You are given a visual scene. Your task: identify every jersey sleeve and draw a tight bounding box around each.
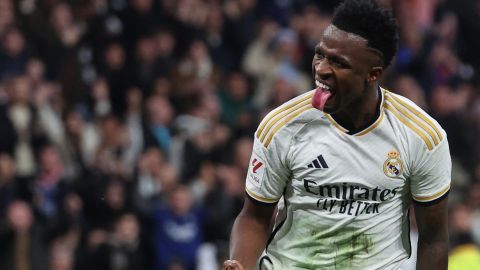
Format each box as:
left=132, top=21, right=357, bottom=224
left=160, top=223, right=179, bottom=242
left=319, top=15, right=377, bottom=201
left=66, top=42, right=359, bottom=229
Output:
left=245, top=135, right=290, bottom=204
left=410, top=135, right=451, bottom=204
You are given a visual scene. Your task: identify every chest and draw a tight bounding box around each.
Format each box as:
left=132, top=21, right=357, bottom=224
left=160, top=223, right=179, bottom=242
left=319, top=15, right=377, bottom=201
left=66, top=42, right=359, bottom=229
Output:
left=288, top=126, right=411, bottom=196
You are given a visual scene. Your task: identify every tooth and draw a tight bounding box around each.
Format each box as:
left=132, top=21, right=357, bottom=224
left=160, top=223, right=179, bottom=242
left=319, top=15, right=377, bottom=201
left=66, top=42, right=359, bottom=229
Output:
left=316, top=80, right=331, bottom=90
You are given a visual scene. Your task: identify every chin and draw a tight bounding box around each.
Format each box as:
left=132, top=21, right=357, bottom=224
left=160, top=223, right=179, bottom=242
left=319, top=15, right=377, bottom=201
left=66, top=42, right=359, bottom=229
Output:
left=322, top=105, right=337, bottom=114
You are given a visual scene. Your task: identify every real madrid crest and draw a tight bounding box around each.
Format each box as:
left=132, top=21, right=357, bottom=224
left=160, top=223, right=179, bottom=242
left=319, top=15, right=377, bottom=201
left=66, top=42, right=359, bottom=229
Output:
left=383, top=150, right=403, bottom=178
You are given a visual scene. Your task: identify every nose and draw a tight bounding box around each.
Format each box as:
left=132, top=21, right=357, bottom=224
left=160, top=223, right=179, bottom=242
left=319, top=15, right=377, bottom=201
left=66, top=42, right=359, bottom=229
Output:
left=314, top=58, right=332, bottom=80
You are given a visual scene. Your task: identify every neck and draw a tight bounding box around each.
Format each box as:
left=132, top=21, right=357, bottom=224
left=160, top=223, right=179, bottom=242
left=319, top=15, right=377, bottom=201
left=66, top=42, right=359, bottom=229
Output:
left=332, top=86, right=380, bottom=131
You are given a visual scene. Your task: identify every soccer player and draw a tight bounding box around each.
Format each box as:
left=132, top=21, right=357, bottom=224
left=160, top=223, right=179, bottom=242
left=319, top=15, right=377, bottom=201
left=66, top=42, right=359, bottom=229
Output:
left=223, top=0, right=451, bottom=269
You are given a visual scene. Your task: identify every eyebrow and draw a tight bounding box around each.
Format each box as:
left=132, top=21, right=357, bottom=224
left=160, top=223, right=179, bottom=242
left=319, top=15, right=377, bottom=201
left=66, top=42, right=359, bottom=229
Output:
left=314, top=45, right=350, bottom=63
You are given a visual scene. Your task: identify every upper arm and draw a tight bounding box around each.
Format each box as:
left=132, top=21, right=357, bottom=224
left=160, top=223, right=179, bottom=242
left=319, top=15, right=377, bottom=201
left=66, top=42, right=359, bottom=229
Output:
left=239, top=196, right=277, bottom=227
left=413, top=197, right=449, bottom=239
left=413, top=197, right=449, bottom=270
left=227, top=194, right=278, bottom=269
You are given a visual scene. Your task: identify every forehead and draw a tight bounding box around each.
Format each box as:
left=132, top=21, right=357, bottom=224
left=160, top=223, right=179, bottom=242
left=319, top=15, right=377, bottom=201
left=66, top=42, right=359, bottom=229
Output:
left=318, top=25, right=372, bottom=59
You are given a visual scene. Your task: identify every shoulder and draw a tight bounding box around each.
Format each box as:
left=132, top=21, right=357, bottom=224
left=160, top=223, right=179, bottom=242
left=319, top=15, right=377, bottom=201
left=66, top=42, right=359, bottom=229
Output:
left=255, top=90, right=317, bottom=148
left=383, top=89, right=446, bottom=151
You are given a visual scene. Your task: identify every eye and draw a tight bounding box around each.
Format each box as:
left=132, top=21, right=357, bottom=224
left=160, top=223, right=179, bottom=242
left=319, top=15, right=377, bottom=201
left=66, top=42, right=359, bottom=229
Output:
left=314, top=49, right=325, bottom=60
left=330, top=57, right=349, bottom=68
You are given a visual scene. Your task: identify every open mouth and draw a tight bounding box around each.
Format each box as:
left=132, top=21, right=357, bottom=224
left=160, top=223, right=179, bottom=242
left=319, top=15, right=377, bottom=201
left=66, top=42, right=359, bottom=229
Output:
left=312, top=80, right=334, bottom=111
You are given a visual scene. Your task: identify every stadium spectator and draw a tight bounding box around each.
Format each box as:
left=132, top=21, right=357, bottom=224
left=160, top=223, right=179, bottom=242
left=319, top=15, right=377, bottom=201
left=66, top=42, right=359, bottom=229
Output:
left=153, top=184, right=204, bottom=270
left=0, top=200, right=49, bottom=270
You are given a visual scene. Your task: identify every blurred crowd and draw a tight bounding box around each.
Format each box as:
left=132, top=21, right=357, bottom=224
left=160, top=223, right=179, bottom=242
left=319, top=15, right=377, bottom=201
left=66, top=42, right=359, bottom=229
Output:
left=0, top=0, right=478, bottom=269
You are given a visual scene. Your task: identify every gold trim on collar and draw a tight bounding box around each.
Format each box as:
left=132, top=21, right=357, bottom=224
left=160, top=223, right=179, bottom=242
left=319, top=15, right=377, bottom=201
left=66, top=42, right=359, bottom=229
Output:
left=325, top=88, right=385, bottom=136
left=325, top=114, right=349, bottom=133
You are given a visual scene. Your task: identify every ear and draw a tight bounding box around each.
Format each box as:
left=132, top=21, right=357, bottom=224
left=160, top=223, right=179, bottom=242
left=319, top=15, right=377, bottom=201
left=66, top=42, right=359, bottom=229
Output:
left=367, top=67, right=383, bottom=83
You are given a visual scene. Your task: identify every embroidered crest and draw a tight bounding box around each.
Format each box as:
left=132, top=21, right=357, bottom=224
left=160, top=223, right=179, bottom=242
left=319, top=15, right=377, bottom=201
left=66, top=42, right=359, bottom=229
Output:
left=383, top=150, right=403, bottom=178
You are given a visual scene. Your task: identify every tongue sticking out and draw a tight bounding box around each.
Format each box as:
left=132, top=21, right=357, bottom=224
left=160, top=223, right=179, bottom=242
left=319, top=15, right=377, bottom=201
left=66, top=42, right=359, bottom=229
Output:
left=312, top=88, right=332, bottom=111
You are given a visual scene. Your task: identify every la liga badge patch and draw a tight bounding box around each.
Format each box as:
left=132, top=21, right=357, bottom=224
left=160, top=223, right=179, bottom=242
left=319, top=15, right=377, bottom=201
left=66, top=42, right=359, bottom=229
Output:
left=247, top=154, right=265, bottom=188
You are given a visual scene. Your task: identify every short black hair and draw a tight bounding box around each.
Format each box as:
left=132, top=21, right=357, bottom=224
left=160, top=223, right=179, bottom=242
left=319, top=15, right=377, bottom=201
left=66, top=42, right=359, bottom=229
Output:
left=332, top=0, right=399, bottom=68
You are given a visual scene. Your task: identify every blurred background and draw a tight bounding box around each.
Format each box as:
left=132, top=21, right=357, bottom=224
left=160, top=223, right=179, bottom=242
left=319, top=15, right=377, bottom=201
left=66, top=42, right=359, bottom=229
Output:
left=0, top=0, right=478, bottom=269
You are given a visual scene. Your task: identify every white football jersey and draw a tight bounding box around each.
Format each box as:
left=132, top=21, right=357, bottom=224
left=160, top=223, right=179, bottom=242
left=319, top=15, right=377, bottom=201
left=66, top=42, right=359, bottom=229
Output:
left=245, top=88, right=451, bottom=270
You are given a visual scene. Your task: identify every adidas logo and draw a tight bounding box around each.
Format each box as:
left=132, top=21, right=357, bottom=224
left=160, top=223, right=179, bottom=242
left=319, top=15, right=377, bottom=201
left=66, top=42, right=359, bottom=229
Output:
left=307, top=155, right=329, bottom=169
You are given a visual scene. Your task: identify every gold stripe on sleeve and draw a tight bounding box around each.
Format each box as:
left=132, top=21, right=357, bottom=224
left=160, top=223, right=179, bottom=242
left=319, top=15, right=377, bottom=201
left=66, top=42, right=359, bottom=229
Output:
left=388, top=93, right=443, bottom=141
left=245, top=188, right=279, bottom=203
left=385, top=95, right=439, bottom=146
left=256, top=93, right=314, bottom=139
left=413, top=184, right=450, bottom=202
left=385, top=103, right=434, bottom=150
left=264, top=104, right=312, bottom=147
